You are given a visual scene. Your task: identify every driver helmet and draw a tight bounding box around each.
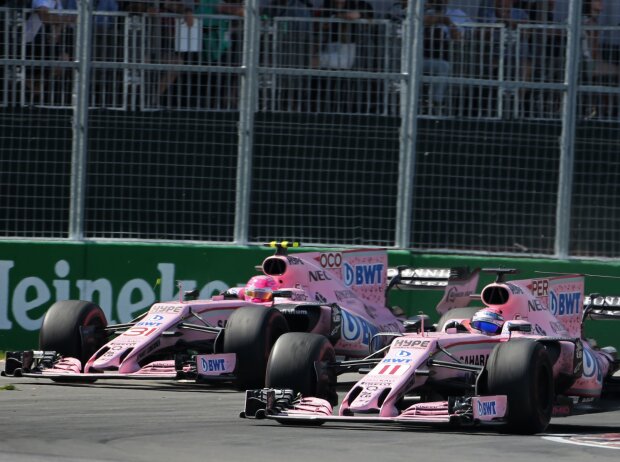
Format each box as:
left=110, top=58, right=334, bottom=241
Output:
left=244, top=275, right=278, bottom=303
left=471, top=310, right=505, bottom=335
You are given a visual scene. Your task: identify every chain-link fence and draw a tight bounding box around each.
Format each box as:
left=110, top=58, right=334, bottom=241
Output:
left=1, top=0, right=619, bottom=258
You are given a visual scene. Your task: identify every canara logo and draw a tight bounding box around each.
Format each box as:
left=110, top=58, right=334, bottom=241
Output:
left=459, top=354, right=488, bottom=366
left=0, top=260, right=228, bottom=331
left=343, top=263, right=383, bottom=287
left=446, top=286, right=473, bottom=302
left=550, top=292, right=581, bottom=316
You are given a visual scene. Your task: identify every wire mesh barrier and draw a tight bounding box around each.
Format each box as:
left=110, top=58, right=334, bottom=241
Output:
left=4, top=9, right=619, bottom=119
left=1, top=1, right=619, bottom=258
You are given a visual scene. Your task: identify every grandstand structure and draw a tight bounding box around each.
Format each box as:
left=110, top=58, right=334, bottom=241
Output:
left=1, top=0, right=619, bottom=258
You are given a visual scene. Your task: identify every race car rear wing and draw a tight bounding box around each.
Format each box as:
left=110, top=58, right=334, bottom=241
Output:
left=584, top=294, right=620, bottom=320
left=386, top=267, right=481, bottom=315
left=386, top=266, right=479, bottom=291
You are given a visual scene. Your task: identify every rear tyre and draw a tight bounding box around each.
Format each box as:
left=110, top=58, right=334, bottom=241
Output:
left=436, top=307, right=479, bottom=331
left=223, top=306, right=289, bottom=389
left=39, top=300, right=108, bottom=369
left=485, top=339, right=554, bottom=434
left=266, top=332, right=336, bottom=404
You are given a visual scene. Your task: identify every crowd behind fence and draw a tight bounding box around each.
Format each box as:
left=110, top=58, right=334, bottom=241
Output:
left=1, top=0, right=620, bottom=259
left=1, top=5, right=620, bottom=120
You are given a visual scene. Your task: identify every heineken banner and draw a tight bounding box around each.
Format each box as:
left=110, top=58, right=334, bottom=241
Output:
left=0, top=241, right=618, bottom=350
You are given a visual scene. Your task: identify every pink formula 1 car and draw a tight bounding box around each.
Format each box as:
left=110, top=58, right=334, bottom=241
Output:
left=2, top=243, right=477, bottom=389
left=242, top=269, right=620, bottom=434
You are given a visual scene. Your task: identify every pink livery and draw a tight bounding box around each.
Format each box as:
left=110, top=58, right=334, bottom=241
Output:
left=3, top=243, right=478, bottom=390
left=243, top=268, right=620, bottom=434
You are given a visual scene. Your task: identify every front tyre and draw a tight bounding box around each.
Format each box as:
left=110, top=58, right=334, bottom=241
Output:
left=485, top=339, right=554, bottom=434
left=39, top=300, right=108, bottom=368
left=266, top=332, right=337, bottom=405
left=223, top=306, right=289, bottom=389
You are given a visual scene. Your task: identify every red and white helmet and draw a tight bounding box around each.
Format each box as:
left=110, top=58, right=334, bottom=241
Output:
left=244, top=275, right=278, bottom=303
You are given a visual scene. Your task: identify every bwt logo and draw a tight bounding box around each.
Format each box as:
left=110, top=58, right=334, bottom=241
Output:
left=135, top=321, right=162, bottom=327
left=550, top=292, right=581, bottom=316
left=477, top=400, right=497, bottom=416
left=582, top=349, right=603, bottom=383
left=344, top=263, right=384, bottom=287
left=201, top=358, right=225, bottom=372
left=341, top=310, right=378, bottom=346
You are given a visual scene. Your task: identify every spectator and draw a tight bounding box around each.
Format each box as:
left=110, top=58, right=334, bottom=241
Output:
left=515, top=0, right=537, bottom=20
left=524, top=0, right=565, bottom=116
left=388, top=0, right=470, bottom=108
left=422, top=0, right=463, bottom=107
left=195, top=0, right=231, bottom=66
left=527, top=0, right=564, bottom=81
left=120, top=0, right=194, bottom=107
left=480, top=0, right=531, bottom=32
left=582, top=0, right=620, bottom=117
left=263, top=0, right=315, bottom=67
left=65, top=0, right=121, bottom=106
left=599, top=0, right=620, bottom=65
left=210, top=0, right=245, bottom=69
left=314, top=0, right=373, bottom=70
left=24, top=0, right=75, bottom=102
left=157, top=0, right=195, bottom=106
left=191, top=0, right=244, bottom=109
left=481, top=0, right=533, bottom=82
left=583, top=0, right=620, bottom=79
left=263, top=0, right=316, bottom=110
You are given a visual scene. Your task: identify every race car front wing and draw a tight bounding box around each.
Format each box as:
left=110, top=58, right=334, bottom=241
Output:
left=2, top=350, right=179, bottom=380
left=240, top=388, right=509, bottom=426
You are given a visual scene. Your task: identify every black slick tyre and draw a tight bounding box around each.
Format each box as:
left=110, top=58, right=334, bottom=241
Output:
left=485, top=339, right=554, bottom=434
left=223, top=306, right=289, bottom=389
left=39, top=300, right=108, bottom=368
left=266, top=332, right=336, bottom=404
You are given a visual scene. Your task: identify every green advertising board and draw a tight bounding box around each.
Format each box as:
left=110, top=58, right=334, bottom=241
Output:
left=0, top=241, right=273, bottom=349
left=0, top=241, right=618, bottom=351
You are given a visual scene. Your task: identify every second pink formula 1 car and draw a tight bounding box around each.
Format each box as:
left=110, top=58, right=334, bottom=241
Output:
left=3, top=243, right=478, bottom=389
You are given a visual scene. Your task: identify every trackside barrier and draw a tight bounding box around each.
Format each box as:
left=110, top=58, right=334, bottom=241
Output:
left=0, top=241, right=618, bottom=351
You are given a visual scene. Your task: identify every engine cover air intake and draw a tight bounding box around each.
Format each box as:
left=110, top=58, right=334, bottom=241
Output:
left=262, top=257, right=287, bottom=276
left=481, top=285, right=510, bottom=306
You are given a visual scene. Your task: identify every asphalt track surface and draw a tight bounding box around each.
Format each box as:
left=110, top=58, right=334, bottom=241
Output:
left=1, top=369, right=619, bottom=462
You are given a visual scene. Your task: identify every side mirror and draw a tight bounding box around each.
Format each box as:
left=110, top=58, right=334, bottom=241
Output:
left=184, top=289, right=199, bottom=301
left=507, top=323, right=531, bottom=333
left=403, top=314, right=433, bottom=333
